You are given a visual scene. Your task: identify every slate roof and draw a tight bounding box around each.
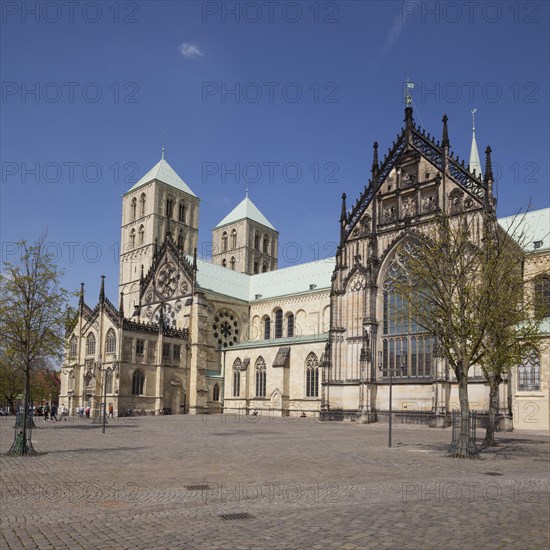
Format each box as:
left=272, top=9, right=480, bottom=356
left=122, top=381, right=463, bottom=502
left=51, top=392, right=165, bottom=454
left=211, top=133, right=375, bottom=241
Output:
left=498, top=207, right=550, bottom=253
left=214, top=196, right=276, bottom=230
left=126, top=158, right=197, bottom=197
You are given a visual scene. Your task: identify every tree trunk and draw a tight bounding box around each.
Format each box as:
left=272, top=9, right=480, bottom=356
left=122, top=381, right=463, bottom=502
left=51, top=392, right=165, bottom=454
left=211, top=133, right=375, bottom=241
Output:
left=448, top=363, right=478, bottom=459
left=482, top=374, right=500, bottom=448
left=8, top=366, right=36, bottom=456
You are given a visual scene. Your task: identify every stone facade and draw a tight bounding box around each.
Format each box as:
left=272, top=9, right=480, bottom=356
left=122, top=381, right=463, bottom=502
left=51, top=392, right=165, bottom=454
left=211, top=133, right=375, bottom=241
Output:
left=60, top=107, right=549, bottom=431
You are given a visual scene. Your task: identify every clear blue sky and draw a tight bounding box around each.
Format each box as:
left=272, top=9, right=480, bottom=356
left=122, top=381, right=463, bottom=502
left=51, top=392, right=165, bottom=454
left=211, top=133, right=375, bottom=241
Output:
left=1, top=0, right=549, bottom=304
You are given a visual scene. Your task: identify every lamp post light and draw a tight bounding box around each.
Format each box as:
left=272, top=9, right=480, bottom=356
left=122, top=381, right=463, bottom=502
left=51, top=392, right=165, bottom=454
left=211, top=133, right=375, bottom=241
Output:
left=379, top=349, right=407, bottom=448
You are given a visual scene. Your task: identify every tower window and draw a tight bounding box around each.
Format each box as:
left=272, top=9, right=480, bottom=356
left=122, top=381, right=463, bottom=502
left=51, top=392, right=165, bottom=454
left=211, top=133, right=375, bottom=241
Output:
left=222, top=232, right=228, bottom=252
left=254, top=261, right=259, bottom=274
left=230, top=257, right=236, bottom=270
left=138, top=225, right=144, bottom=246
left=130, top=229, right=136, bottom=248
left=263, top=235, right=269, bottom=253
left=177, top=232, right=184, bottom=250
left=222, top=258, right=227, bottom=268
left=178, top=202, right=186, bottom=223
left=166, top=198, right=173, bottom=218
left=131, top=197, right=137, bottom=221
left=231, top=229, right=237, bottom=249
left=263, top=262, right=267, bottom=273
left=254, top=232, right=260, bottom=250
left=140, top=193, right=146, bottom=217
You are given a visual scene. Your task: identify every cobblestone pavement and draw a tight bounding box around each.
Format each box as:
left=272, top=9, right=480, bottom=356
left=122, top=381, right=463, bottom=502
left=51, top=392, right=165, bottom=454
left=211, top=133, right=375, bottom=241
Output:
left=1, top=414, right=549, bottom=549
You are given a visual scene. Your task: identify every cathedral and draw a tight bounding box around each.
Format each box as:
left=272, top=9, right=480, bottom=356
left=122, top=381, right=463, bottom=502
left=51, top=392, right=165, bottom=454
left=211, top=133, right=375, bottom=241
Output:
left=60, top=106, right=549, bottom=431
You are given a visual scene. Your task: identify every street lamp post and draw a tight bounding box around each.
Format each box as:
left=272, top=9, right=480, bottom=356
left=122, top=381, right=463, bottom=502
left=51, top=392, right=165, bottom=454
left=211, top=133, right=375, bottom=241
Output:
left=102, top=360, right=108, bottom=434
left=379, top=350, right=407, bottom=448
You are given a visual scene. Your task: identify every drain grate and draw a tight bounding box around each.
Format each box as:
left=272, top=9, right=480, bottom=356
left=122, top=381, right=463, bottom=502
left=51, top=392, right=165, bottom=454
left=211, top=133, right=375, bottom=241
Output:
left=220, top=513, right=255, bottom=521
left=185, top=485, right=212, bottom=491
left=483, top=472, right=504, bottom=476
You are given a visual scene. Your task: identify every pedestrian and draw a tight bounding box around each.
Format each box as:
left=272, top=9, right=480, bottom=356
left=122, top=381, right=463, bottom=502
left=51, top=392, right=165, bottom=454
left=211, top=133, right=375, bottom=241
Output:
left=43, top=402, right=50, bottom=421
left=85, top=406, right=90, bottom=419
left=108, top=403, right=114, bottom=418
left=77, top=405, right=83, bottom=418
left=50, top=404, right=58, bottom=422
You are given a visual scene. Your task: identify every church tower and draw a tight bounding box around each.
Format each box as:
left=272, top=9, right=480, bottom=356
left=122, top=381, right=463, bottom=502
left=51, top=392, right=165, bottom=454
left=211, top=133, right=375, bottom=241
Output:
left=212, top=193, right=278, bottom=274
left=119, top=150, right=199, bottom=312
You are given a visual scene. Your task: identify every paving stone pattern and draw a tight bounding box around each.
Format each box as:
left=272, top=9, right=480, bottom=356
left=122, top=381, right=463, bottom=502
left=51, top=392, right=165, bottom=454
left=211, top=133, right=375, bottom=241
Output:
left=1, top=415, right=549, bottom=549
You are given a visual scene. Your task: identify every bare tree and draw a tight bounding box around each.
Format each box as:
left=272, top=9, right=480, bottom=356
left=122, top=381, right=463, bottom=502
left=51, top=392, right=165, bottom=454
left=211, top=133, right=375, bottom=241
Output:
left=390, top=211, right=539, bottom=458
left=0, top=235, right=69, bottom=455
left=477, top=215, right=544, bottom=447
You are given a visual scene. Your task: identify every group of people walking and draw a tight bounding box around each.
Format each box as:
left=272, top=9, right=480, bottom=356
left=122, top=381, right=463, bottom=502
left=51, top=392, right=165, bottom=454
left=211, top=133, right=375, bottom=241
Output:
left=39, top=403, right=114, bottom=419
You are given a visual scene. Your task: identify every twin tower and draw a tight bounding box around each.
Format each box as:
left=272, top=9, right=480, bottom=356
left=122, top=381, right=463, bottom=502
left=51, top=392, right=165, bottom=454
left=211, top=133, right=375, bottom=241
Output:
left=119, top=154, right=279, bottom=312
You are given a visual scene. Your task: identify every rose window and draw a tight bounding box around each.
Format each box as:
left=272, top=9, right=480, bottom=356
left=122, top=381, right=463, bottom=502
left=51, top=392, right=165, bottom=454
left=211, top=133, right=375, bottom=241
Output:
left=213, top=310, right=239, bottom=348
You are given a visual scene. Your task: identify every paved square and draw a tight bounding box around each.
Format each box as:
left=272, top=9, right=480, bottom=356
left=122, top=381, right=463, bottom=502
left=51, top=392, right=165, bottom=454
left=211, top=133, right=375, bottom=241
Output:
left=1, top=415, right=549, bottom=549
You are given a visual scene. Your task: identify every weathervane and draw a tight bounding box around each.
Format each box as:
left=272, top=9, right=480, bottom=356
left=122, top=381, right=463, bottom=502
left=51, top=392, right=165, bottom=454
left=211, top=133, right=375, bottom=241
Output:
left=161, top=133, right=167, bottom=159
left=471, top=108, right=477, bottom=131
left=404, top=78, right=415, bottom=105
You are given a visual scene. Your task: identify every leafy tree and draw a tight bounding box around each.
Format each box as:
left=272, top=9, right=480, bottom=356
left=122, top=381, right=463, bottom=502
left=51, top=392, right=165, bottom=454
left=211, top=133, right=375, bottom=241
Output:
left=0, top=235, right=69, bottom=455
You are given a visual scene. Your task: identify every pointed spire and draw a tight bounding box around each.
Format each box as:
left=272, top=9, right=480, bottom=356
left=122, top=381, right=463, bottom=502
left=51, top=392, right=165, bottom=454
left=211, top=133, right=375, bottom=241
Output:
left=119, top=291, right=124, bottom=317
left=79, top=282, right=85, bottom=309
left=442, top=114, right=449, bottom=148
left=140, top=264, right=144, bottom=282
left=372, top=142, right=379, bottom=177
left=484, top=145, right=495, bottom=212
left=468, top=108, right=482, bottom=178
left=340, top=193, right=347, bottom=223
left=99, top=275, right=105, bottom=302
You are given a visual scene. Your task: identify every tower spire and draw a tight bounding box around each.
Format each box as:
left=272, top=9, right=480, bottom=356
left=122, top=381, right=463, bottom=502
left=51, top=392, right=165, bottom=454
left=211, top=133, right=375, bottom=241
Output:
left=79, top=282, right=85, bottom=309
left=468, top=108, right=482, bottom=178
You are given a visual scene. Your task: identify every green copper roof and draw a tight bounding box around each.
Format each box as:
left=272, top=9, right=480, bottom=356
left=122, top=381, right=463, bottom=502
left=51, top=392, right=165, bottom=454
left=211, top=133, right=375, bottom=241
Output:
left=193, top=257, right=336, bottom=301
left=499, top=207, right=550, bottom=252
left=214, top=196, right=276, bottom=230
left=126, top=158, right=197, bottom=197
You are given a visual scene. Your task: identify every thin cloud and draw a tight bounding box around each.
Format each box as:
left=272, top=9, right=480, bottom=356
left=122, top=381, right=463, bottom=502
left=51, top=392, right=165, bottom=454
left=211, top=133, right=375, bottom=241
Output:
left=369, top=2, right=418, bottom=73
left=179, top=42, right=204, bottom=60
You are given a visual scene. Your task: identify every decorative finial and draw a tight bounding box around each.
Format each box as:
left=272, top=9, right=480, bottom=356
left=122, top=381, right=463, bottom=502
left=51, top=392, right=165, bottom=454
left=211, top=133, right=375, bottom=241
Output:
left=99, top=275, right=105, bottom=302
left=442, top=114, right=449, bottom=148
left=471, top=108, right=477, bottom=132
left=161, top=145, right=165, bottom=160
left=161, top=133, right=166, bottom=160
left=484, top=146, right=493, bottom=182
left=140, top=264, right=144, bottom=281
left=79, top=282, right=85, bottom=308
left=372, top=142, right=379, bottom=175
left=340, top=193, right=347, bottom=223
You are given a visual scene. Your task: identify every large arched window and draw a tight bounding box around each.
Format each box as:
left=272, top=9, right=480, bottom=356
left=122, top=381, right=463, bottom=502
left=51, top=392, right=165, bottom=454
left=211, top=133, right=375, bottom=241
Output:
left=105, top=329, right=116, bottom=354
left=213, top=383, right=220, bottom=401
left=233, top=359, right=242, bottom=397
left=131, top=197, right=137, bottom=221
left=287, top=314, right=295, bottom=338
left=140, top=193, right=146, bottom=217
left=517, top=349, right=541, bottom=391
left=263, top=317, right=271, bottom=340
left=69, top=336, right=78, bottom=358
left=305, top=352, right=319, bottom=398
left=255, top=356, right=266, bottom=397
left=274, top=309, right=283, bottom=339
left=382, top=257, right=432, bottom=378
left=222, top=232, right=228, bottom=252
left=132, top=369, right=144, bottom=395
left=231, top=229, right=237, bottom=249
left=534, top=276, right=550, bottom=317
left=86, top=333, right=96, bottom=356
